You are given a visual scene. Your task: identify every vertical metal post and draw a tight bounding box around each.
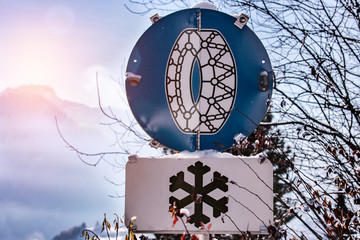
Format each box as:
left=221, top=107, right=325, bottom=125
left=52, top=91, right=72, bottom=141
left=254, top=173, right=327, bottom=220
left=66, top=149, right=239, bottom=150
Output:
left=197, top=9, right=202, bottom=151
left=197, top=10, right=201, bottom=31
left=197, top=130, right=201, bottom=150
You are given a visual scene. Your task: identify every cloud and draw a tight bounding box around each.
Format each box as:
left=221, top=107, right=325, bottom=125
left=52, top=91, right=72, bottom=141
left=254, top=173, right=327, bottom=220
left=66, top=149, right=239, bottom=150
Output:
left=26, top=231, right=46, bottom=240
left=45, top=5, right=75, bottom=36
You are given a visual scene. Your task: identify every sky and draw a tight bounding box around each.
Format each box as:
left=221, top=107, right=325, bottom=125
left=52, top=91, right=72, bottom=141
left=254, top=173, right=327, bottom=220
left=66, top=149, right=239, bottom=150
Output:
left=0, top=0, right=155, bottom=108
left=0, top=0, right=167, bottom=239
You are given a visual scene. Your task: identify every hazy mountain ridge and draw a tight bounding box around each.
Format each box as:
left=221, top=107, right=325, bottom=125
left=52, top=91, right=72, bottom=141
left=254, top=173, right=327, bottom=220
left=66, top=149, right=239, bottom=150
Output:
left=0, top=85, right=122, bottom=240
left=52, top=222, right=129, bottom=240
left=52, top=223, right=86, bottom=240
left=0, top=84, right=104, bottom=126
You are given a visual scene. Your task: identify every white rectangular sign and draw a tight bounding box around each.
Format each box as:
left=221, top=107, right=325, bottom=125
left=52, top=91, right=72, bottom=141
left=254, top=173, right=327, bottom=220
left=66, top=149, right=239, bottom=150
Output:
left=125, top=152, right=273, bottom=234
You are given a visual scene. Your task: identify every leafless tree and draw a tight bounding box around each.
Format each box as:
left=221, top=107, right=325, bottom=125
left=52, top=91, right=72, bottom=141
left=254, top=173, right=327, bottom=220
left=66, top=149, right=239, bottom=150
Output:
left=123, top=0, right=360, bottom=239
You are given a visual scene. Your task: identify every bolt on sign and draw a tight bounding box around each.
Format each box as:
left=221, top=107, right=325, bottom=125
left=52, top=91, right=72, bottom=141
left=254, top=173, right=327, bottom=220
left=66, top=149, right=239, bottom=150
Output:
left=125, top=154, right=273, bottom=234
left=125, top=6, right=273, bottom=152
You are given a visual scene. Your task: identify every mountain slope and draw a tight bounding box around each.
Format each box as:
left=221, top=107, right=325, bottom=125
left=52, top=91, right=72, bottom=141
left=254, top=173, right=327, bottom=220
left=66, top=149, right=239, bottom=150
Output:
left=0, top=85, right=124, bottom=240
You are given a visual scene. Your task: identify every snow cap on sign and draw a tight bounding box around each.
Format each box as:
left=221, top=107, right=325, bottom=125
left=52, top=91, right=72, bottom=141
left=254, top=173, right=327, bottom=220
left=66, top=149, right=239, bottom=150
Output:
left=162, top=150, right=236, bottom=159
left=191, top=2, right=218, bottom=10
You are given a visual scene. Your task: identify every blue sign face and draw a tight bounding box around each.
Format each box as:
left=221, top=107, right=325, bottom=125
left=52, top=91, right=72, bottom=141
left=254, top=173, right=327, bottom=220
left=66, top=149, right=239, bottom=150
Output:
left=126, top=8, right=273, bottom=152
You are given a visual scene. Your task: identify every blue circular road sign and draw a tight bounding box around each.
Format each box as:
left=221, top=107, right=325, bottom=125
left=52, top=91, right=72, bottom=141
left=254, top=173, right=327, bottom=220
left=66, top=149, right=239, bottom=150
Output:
left=126, top=8, right=273, bottom=152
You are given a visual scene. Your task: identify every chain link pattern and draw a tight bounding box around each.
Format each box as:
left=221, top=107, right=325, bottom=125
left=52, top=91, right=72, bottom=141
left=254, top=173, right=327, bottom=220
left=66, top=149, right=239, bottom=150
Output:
left=166, top=29, right=237, bottom=134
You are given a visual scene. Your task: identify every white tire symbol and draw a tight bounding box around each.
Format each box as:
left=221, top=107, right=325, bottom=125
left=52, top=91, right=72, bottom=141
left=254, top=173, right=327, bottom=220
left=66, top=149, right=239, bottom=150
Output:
left=165, top=29, right=237, bottom=134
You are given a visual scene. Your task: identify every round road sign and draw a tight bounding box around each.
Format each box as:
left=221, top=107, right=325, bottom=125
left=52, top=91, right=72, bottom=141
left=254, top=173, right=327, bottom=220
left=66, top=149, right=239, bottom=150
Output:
left=126, top=8, right=273, bottom=151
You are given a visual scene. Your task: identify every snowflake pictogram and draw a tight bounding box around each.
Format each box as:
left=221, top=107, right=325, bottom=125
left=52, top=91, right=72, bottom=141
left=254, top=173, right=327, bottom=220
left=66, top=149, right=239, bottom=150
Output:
left=169, top=161, right=228, bottom=227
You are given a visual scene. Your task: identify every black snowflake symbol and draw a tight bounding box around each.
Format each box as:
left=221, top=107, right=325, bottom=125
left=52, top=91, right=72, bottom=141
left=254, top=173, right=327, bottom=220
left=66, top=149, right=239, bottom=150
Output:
left=169, top=161, right=228, bottom=227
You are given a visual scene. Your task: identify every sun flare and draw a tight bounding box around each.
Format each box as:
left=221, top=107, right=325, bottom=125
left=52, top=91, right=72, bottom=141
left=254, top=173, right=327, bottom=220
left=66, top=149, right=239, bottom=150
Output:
left=9, top=39, right=60, bottom=84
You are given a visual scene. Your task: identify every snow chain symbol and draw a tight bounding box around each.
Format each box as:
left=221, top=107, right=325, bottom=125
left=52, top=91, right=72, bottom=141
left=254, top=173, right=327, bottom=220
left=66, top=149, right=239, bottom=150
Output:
left=169, top=161, right=229, bottom=227
left=165, top=29, right=237, bottom=134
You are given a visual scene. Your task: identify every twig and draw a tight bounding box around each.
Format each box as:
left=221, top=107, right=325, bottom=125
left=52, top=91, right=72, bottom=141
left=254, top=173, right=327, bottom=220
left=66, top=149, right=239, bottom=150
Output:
left=236, top=156, right=273, bottom=192
left=55, top=116, right=127, bottom=167
left=228, top=195, right=267, bottom=227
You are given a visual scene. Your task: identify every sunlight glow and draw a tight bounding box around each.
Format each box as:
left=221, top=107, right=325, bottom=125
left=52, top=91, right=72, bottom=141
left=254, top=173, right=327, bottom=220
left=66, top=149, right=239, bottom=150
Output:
left=9, top=36, right=60, bottom=84
left=10, top=39, right=58, bottom=83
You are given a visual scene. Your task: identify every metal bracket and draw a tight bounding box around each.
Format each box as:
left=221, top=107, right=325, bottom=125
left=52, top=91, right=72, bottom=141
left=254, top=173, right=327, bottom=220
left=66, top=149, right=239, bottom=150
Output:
left=234, top=13, right=249, bottom=29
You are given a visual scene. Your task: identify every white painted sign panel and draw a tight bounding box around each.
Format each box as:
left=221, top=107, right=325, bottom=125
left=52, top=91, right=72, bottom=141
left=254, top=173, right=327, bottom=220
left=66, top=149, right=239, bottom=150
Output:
left=125, top=152, right=273, bottom=234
